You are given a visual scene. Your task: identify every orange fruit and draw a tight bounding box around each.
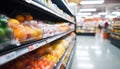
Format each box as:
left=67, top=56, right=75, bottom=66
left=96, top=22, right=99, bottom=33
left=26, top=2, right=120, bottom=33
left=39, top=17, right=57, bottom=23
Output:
left=15, top=15, right=25, bottom=22
left=25, top=14, right=33, bottom=21
left=14, top=27, right=27, bottom=42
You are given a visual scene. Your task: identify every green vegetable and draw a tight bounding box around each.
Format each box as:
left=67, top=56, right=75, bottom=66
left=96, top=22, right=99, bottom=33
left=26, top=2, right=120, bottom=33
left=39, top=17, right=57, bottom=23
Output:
left=0, top=28, right=6, bottom=42
left=4, top=27, right=13, bottom=39
left=0, top=17, right=8, bottom=27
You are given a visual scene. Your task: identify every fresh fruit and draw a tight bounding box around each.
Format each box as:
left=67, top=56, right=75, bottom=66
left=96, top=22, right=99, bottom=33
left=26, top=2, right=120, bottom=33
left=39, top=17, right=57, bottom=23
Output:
left=8, top=19, right=20, bottom=25
left=8, top=19, right=20, bottom=29
left=0, top=17, right=8, bottom=27
left=0, top=22, right=3, bottom=27
left=13, top=26, right=27, bottom=42
left=24, top=26, right=32, bottom=39
left=25, top=14, right=33, bottom=21
left=15, top=61, right=25, bottom=69
left=34, top=29, right=42, bottom=36
left=15, top=15, right=25, bottom=22
left=24, top=26, right=35, bottom=38
left=0, top=28, right=6, bottom=42
left=4, top=27, right=13, bottom=39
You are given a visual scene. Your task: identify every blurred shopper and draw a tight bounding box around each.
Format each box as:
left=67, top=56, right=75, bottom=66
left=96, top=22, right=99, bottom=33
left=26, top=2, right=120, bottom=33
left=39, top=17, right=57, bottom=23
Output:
left=98, top=24, right=102, bottom=32
left=104, top=21, right=109, bottom=29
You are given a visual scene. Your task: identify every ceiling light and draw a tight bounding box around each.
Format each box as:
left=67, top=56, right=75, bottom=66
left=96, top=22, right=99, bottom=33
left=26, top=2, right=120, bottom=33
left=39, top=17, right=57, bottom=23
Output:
left=80, top=0, right=104, bottom=4
left=98, top=12, right=107, bottom=15
left=79, top=8, right=96, bottom=12
left=112, top=11, right=120, bottom=15
left=105, top=15, right=117, bottom=18
left=92, top=15, right=100, bottom=17
left=77, top=13, right=92, bottom=16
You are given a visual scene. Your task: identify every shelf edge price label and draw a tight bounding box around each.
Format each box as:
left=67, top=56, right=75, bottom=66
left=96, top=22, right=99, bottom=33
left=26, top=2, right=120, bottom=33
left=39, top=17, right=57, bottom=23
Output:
left=33, top=43, right=39, bottom=49
left=0, top=52, right=16, bottom=65
left=46, top=40, right=49, bottom=43
left=28, top=45, right=34, bottom=51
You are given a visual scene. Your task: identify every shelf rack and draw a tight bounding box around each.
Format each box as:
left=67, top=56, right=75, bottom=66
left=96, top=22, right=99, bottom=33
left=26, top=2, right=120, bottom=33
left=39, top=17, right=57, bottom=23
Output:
left=0, top=30, right=74, bottom=65
left=114, top=27, right=120, bottom=30
left=10, top=0, right=75, bottom=23
left=52, top=0, right=73, bottom=16
left=54, top=40, right=75, bottom=69
left=66, top=41, right=76, bottom=69
left=112, top=32, right=120, bottom=36
left=109, top=36, right=120, bottom=48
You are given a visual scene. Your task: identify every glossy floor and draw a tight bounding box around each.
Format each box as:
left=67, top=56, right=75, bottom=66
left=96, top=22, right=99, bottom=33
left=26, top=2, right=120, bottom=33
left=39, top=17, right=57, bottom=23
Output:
left=71, top=34, right=120, bottom=69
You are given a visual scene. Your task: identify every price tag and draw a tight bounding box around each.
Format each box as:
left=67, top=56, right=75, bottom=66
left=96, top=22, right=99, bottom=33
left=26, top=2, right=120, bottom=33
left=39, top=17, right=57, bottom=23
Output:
left=28, top=45, right=34, bottom=51
left=33, top=41, right=46, bottom=49
left=15, top=39, right=21, bottom=46
left=46, top=40, right=49, bottom=43
left=0, top=52, right=16, bottom=65
left=33, top=44, right=39, bottom=49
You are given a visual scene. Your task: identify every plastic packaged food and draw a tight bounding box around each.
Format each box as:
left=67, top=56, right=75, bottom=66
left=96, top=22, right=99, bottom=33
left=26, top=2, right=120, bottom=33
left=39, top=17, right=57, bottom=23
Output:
left=0, top=15, right=16, bottom=50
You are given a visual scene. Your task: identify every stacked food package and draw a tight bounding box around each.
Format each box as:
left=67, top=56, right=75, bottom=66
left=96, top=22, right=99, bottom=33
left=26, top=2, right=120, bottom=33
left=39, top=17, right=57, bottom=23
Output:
left=110, top=23, right=120, bottom=40
left=34, top=0, right=74, bottom=21
left=0, top=32, right=75, bottom=69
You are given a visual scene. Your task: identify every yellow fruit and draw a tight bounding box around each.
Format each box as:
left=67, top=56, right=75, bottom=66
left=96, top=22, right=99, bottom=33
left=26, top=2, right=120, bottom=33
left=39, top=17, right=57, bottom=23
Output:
left=34, top=29, right=42, bottom=36
left=8, top=18, right=20, bottom=25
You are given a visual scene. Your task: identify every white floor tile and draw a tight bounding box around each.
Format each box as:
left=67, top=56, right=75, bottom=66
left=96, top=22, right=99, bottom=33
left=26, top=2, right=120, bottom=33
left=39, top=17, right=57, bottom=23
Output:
left=71, top=34, right=120, bottom=69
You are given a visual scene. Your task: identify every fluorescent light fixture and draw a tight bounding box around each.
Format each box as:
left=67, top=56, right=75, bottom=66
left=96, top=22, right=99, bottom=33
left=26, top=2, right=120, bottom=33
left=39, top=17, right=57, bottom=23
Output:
left=77, top=13, right=92, bottom=16
left=80, top=0, right=104, bottom=4
left=98, top=12, right=107, bottom=15
left=92, top=15, right=100, bottom=17
left=84, top=16, right=93, bottom=18
left=79, top=8, right=96, bottom=12
left=112, top=11, right=120, bottom=15
left=105, top=15, right=117, bottom=18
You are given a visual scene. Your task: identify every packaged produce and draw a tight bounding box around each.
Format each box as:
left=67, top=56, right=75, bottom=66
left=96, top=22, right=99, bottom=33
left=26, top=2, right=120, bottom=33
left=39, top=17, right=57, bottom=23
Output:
left=0, top=15, right=16, bottom=50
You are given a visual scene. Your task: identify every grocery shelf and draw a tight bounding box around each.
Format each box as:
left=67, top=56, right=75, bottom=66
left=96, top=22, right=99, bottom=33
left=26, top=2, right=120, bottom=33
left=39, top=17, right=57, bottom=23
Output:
left=54, top=46, right=70, bottom=69
left=109, top=36, right=120, bottom=48
left=114, top=27, right=120, bottom=30
left=112, top=32, right=120, bottom=36
left=52, top=0, right=73, bottom=16
left=11, top=0, right=75, bottom=23
left=0, top=30, right=74, bottom=66
left=66, top=41, right=76, bottom=69
left=54, top=40, right=75, bottom=69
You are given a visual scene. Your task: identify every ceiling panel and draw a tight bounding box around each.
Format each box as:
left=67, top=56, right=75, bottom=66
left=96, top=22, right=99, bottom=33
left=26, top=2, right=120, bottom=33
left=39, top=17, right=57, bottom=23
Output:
left=77, top=0, right=120, bottom=14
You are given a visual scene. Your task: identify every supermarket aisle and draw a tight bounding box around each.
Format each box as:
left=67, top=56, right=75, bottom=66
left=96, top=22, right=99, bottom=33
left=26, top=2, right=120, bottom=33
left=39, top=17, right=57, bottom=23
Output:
left=71, top=33, right=120, bottom=69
